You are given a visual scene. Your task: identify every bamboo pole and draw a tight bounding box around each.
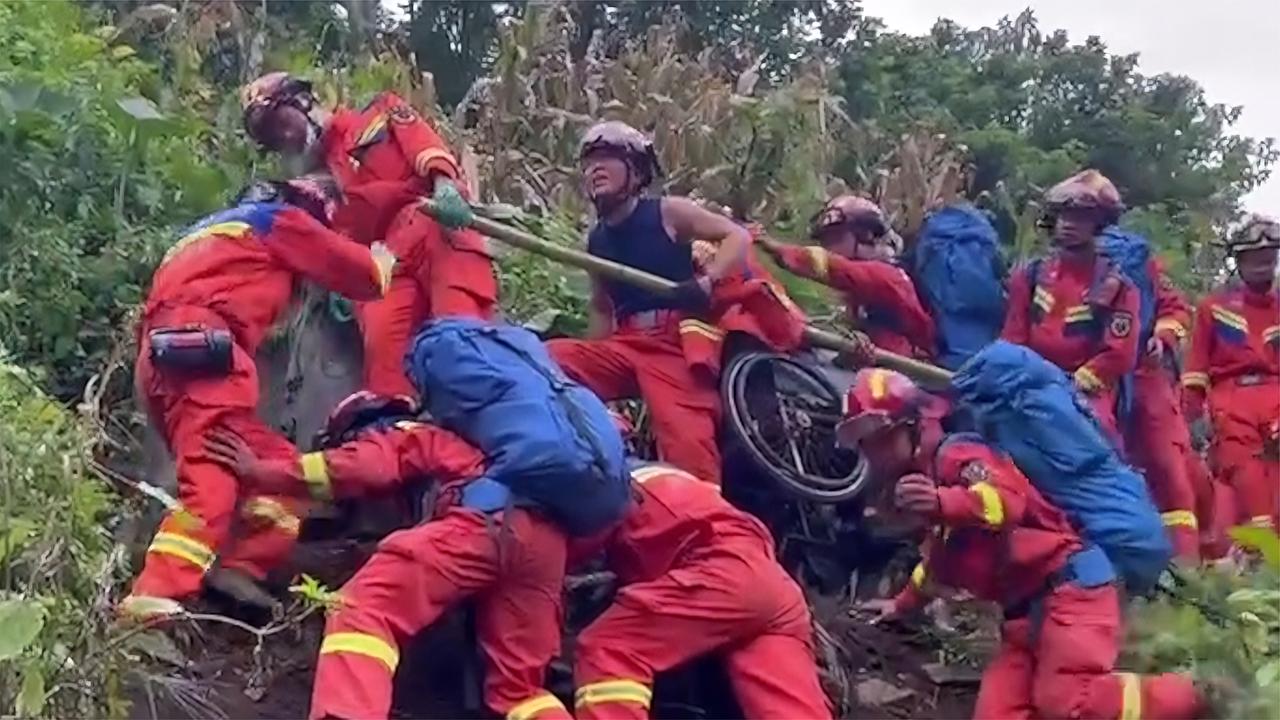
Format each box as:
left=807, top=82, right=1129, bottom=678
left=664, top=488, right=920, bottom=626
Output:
left=420, top=200, right=954, bottom=387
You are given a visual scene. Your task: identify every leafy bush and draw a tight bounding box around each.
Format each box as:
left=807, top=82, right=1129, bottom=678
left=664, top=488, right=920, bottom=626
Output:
left=0, top=361, right=128, bottom=717
left=1124, top=529, right=1280, bottom=719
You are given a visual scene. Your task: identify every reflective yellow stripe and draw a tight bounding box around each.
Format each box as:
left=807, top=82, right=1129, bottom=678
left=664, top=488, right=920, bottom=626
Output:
left=356, top=114, right=388, bottom=146
left=300, top=452, right=333, bottom=502
left=869, top=368, right=889, bottom=400
left=575, top=680, right=653, bottom=710
left=805, top=246, right=829, bottom=282
left=1118, top=672, right=1141, bottom=720
left=1155, top=317, right=1187, bottom=340
left=507, top=693, right=567, bottom=720
left=243, top=498, right=301, bottom=536
left=678, top=319, right=725, bottom=341
left=1074, top=366, right=1104, bottom=392
left=148, top=532, right=215, bottom=571
left=970, top=482, right=1005, bottom=527
left=1033, top=286, right=1055, bottom=314
left=1161, top=510, right=1198, bottom=529
left=1265, top=325, right=1280, bottom=344
left=1211, top=306, right=1248, bottom=331
left=910, top=563, right=926, bottom=587
left=1181, top=372, right=1209, bottom=389
left=319, top=632, right=399, bottom=672
left=1064, top=304, right=1094, bottom=322
left=162, top=221, right=252, bottom=266
left=413, top=147, right=460, bottom=176
left=1248, top=515, right=1275, bottom=529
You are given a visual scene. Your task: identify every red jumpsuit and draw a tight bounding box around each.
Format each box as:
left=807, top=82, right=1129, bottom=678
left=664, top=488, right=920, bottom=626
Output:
left=572, top=464, right=831, bottom=720
left=771, top=245, right=936, bottom=358
left=1003, top=254, right=1140, bottom=444
left=1126, top=260, right=1199, bottom=560
left=130, top=205, right=388, bottom=601
left=1183, top=282, right=1280, bottom=529
left=321, top=92, right=498, bottom=400
left=250, top=422, right=570, bottom=720
left=897, top=437, right=1198, bottom=720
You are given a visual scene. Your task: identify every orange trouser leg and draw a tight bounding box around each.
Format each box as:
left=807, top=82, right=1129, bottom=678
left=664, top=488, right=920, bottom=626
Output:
left=549, top=333, right=722, bottom=486
left=574, top=544, right=827, bottom=719
left=309, top=508, right=568, bottom=720
left=723, top=633, right=832, bottom=719
left=1085, top=388, right=1123, bottom=453
left=131, top=350, right=299, bottom=599
left=1210, top=382, right=1280, bottom=528
left=1032, top=583, right=1199, bottom=720
left=356, top=269, right=427, bottom=401
left=1129, top=370, right=1199, bottom=561
left=973, top=618, right=1035, bottom=720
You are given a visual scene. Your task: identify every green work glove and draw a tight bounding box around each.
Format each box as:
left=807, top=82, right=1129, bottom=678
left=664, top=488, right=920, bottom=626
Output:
left=432, top=179, right=474, bottom=229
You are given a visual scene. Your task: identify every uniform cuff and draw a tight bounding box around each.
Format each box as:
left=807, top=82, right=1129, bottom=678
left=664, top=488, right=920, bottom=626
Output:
left=1181, top=372, right=1209, bottom=390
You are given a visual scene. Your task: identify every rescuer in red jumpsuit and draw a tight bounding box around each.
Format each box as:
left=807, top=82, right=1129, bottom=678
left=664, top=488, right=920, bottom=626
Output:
left=545, top=122, right=753, bottom=487
left=1002, top=171, right=1140, bottom=445
left=569, top=461, right=832, bottom=720
left=757, top=195, right=936, bottom=360
left=1124, top=258, right=1201, bottom=560
left=240, top=72, right=497, bottom=402
left=1182, top=214, right=1280, bottom=531
left=119, top=176, right=394, bottom=621
left=842, top=369, right=1200, bottom=720
left=202, top=407, right=572, bottom=720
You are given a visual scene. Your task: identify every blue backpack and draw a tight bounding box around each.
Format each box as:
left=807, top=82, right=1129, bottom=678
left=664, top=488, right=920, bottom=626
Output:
left=911, top=204, right=1007, bottom=370
left=406, top=318, right=630, bottom=536
left=1098, top=227, right=1157, bottom=347
left=952, top=340, right=1172, bottom=592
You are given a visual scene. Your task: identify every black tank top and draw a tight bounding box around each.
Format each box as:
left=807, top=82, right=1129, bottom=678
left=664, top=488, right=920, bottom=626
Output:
left=587, top=197, right=695, bottom=317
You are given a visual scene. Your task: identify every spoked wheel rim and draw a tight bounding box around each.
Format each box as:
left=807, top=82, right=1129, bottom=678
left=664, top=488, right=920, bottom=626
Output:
left=723, top=352, right=868, bottom=503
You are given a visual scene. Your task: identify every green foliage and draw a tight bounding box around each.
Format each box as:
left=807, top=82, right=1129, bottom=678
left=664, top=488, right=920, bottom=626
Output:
left=1125, top=531, right=1280, bottom=720
left=0, top=0, right=251, bottom=398
left=0, top=361, right=128, bottom=717
left=838, top=9, right=1276, bottom=276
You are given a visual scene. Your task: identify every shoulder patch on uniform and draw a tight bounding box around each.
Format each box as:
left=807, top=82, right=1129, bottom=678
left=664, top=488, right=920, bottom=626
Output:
left=959, top=461, right=990, bottom=485
left=388, top=103, right=418, bottom=125
left=1110, top=311, right=1133, bottom=338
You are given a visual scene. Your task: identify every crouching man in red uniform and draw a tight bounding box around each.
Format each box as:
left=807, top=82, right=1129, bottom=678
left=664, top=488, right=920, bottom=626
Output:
left=241, top=72, right=497, bottom=402
left=758, top=195, right=936, bottom=360
left=1003, top=170, right=1140, bottom=445
left=570, top=461, right=831, bottom=719
left=203, top=412, right=571, bottom=720
left=1183, top=215, right=1280, bottom=530
left=119, top=176, right=394, bottom=621
left=842, top=368, right=1199, bottom=720
left=547, top=122, right=752, bottom=487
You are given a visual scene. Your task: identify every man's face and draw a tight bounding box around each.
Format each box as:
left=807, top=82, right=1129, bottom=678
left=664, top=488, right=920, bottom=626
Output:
left=858, top=423, right=915, bottom=482
left=581, top=150, right=632, bottom=201
left=1052, top=208, right=1101, bottom=249
left=248, top=104, right=314, bottom=156
left=1237, top=246, right=1279, bottom=287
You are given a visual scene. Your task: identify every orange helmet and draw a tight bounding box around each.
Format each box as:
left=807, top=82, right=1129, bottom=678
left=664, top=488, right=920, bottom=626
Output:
left=836, top=368, right=942, bottom=446
left=809, top=195, right=887, bottom=240
left=1228, top=214, right=1280, bottom=254
left=1043, top=170, right=1124, bottom=223
left=579, top=120, right=661, bottom=188
left=240, top=72, right=316, bottom=148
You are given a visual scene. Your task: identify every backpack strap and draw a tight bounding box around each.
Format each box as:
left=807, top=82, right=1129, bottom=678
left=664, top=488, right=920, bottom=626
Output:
left=1026, top=258, right=1044, bottom=323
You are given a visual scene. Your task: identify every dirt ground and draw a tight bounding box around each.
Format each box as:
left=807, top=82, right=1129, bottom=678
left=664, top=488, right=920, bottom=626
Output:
left=125, top=568, right=983, bottom=719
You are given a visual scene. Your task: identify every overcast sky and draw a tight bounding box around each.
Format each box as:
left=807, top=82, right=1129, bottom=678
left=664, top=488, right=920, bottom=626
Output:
left=860, top=0, right=1280, bottom=216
